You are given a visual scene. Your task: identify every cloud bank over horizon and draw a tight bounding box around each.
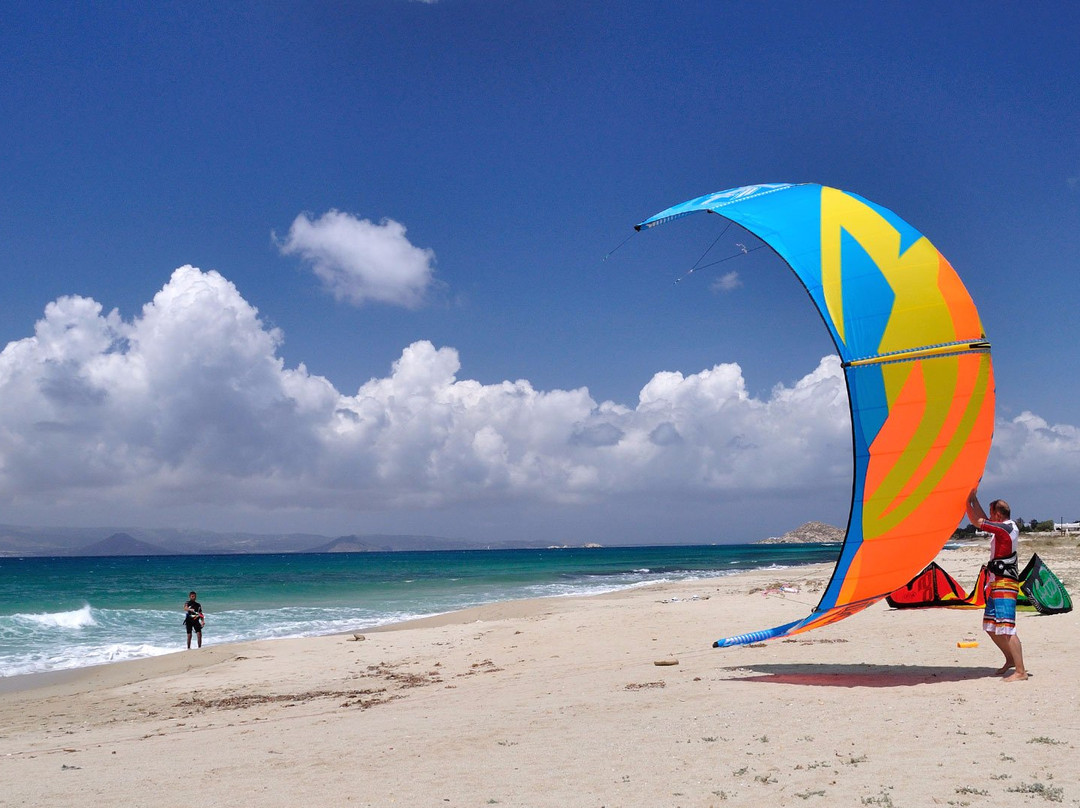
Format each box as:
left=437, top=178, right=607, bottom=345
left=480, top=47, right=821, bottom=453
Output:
left=1, top=267, right=1076, bottom=537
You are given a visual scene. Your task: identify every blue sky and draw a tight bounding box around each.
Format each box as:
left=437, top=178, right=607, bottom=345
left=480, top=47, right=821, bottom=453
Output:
left=2, top=2, right=1078, bottom=544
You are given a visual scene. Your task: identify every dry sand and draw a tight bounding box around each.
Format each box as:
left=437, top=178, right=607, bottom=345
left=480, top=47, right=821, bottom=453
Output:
left=1, top=538, right=1077, bottom=807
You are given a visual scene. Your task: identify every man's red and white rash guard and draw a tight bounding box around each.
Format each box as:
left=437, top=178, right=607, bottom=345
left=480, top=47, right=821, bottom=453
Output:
left=984, top=519, right=1019, bottom=581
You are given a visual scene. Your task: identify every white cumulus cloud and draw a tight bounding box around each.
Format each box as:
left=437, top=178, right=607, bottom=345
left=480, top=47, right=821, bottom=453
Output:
left=1, top=266, right=1075, bottom=534
left=710, top=270, right=742, bottom=293
left=982, top=412, right=1080, bottom=521
left=277, top=210, right=437, bottom=308
left=0, top=266, right=851, bottom=518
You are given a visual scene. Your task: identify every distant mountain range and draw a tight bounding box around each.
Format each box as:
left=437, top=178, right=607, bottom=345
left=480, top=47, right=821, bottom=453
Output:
left=0, top=524, right=326, bottom=556
left=0, top=523, right=542, bottom=557
left=0, top=521, right=839, bottom=557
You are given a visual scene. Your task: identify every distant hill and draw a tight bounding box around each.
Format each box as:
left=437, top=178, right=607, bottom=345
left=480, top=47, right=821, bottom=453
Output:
left=757, top=521, right=844, bottom=544
left=306, top=534, right=475, bottom=553
left=307, top=535, right=387, bottom=553
left=71, top=532, right=173, bottom=556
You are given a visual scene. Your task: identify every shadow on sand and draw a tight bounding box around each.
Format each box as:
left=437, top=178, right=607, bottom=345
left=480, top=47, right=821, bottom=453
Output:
left=722, top=663, right=995, bottom=688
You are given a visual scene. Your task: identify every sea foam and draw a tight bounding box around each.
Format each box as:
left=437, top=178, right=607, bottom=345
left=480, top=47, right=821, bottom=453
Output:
left=17, top=604, right=96, bottom=629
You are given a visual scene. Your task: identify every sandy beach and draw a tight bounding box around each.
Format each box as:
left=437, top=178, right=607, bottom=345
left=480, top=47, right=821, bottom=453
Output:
left=2, top=538, right=1077, bottom=808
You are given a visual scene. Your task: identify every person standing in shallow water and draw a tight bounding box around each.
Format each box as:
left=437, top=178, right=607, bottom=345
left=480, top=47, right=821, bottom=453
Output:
left=966, top=491, right=1028, bottom=681
left=184, top=591, right=203, bottom=649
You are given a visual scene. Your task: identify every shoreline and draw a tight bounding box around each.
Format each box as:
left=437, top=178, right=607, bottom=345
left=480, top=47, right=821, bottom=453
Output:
left=0, top=563, right=792, bottom=698
left=0, top=542, right=844, bottom=685
left=0, top=586, right=618, bottom=697
left=2, top=535, right=1072, bottom=697
left=0, top=547, right=840, bottom=689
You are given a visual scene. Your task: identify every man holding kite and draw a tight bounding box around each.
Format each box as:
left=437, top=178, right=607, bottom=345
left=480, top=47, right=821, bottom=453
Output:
left=967, top=491, right=1028, bottom=681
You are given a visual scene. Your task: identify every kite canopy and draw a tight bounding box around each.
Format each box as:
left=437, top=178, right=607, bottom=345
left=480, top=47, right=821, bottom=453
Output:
left=1018, top=554, right=1074, bottom=615
left=885, top=561, right=984, bottom=609
left=637, top=183, right=995, bottom=647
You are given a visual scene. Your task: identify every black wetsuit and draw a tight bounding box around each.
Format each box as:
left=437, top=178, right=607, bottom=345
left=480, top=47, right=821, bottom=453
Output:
left=184, top=599, right=203, bottom=633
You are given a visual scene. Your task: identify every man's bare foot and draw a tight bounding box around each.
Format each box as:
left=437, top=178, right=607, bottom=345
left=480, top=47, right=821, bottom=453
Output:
left=994, top=664, right=1014, bottom=676
left=1002, top=671, right=1029, bottom=682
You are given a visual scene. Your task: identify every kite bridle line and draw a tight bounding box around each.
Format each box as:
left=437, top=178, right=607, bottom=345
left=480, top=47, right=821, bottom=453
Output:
left=601, top=229, right=638, bottom=263
left=674, top=242, right=769, bottom=284
left=605, top=214, right=766, bottom=286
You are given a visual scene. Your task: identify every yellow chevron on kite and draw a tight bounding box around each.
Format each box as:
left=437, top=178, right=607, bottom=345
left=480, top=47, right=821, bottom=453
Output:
left=820, top=186, right=965, bottom=353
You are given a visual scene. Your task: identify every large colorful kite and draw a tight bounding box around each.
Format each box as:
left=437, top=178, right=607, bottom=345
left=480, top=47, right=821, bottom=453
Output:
left=636, top=183, right=995, bottom=647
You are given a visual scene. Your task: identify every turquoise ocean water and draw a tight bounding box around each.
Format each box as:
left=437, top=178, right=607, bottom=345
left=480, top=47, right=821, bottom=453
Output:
left=0, top=544, right=840, bottom=678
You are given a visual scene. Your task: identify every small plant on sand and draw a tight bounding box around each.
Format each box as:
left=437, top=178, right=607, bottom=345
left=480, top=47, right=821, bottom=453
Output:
left=795, top=789, right=826, bottom=799
left=955, top=786, right=989, bottom=796
left=861, top=787, right=896, bottom=807
left=1028, top=736, right=1066, bottom=745
left=1006, top=782, right=1064, bottom=802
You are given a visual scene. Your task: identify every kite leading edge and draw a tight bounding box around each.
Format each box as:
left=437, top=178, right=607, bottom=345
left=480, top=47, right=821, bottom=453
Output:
left=636, top=183, right=995, bottom=648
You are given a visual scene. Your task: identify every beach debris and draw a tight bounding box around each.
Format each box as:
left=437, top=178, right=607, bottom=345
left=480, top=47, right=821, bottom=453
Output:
left=626, top=681, right=666, bottom=690
left=457, top=659, right=503, bottom=677
left=750, top=581, right=802, bottom=596
left=760, top=585, right=800, bottom=596
left=658, top=595, right=710, bottom=604
left=653, top=658, right=679, bottom=666
left=365, top=661, right=444, bottom=688
left=177, top=688, right=395, bottom=711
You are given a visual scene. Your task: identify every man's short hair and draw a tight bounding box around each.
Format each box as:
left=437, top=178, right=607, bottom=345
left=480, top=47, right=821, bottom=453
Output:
left=989, top=499, right=1011, bottom=519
